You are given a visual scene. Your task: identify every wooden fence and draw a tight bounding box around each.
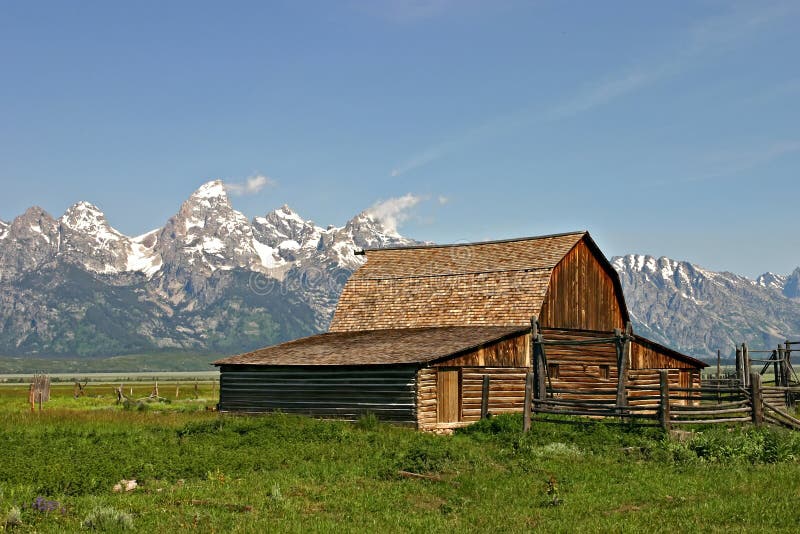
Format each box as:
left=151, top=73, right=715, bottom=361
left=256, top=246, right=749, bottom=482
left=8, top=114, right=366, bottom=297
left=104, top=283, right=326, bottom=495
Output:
left=481, top=327, right=800, bottom=432
left=508, top=369, right=800, bottom=431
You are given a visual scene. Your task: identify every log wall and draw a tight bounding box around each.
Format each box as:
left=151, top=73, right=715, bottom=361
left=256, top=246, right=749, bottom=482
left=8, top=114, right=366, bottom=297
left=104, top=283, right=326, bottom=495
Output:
left=540, top=328, right=619, bottom=399
left=416, top=366, right=529, bottom=430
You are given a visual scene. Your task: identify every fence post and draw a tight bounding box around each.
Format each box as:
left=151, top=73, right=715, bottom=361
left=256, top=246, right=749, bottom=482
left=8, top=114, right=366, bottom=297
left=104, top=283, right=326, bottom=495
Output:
left=772, top=349, right=780, bottom=387
left=735, top=346, right=743, bottom=384
left=786, top=341, right=795, bottom=408
left=750, top=371, right=763, bottom=426
left=778, top=346, right=788, bottom=407
left=523, top=371, right=533, bottom=433
left=615, top=325, right=630, bottom=418
left=742, top=343, right=750, bottom=387
left=480, top=375, right=490, bottom=419
left=659, top=370, right=671, bottom=432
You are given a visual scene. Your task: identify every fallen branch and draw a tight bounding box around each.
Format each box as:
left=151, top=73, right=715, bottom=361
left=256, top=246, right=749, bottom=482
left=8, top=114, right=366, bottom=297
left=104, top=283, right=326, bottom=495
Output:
left=397, top=470, right=444, bottom=482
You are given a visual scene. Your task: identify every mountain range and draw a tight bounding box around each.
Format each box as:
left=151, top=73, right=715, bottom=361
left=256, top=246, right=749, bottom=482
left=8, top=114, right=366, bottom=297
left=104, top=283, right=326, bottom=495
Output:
left=1, top=180, right=798, bottom=361
left=0, top=181, right=416, bottom=357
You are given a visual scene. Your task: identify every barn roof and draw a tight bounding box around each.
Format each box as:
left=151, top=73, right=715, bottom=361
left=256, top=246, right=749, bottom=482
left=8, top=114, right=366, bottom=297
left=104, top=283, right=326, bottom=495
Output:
left=213, top=325, right=528, bottom=366
left=330, top=231, right=593, bottom=331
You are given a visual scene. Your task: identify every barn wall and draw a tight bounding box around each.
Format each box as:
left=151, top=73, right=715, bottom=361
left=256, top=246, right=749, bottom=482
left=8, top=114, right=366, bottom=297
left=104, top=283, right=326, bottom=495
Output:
left=627, top=368, right=701, bottom=406
left=461, top=367, right=528, bottom=422
left=539, top=239, right=625, bottom=331
left=630, top=340, right=699, bottom=370
left=219, top=364, right=417, bottom=424
left=416, top=366, right=529, bottom=431
left=540, top=328, right=619, bottom=396
left=431, top=333, right=530, bottom=368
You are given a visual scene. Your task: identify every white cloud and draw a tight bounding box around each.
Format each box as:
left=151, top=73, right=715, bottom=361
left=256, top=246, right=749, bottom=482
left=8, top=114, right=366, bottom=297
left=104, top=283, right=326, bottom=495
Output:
left=438, top=195, right=449, bottom=205
left=365, top=193, right=423, bottom=234
left=224, top=174, right=277, bottom=196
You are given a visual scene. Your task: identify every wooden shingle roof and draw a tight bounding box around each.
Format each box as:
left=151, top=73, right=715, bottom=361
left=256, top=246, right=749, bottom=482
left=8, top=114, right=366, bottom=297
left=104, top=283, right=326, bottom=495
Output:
left=213, top=326, right=528, bottom=366
left=330, top=231, right=587, bottom=332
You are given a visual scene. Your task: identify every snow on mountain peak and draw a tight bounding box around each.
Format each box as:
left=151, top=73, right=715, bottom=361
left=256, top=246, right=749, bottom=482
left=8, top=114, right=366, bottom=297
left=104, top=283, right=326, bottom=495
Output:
left=0, top=219, right=8, bottom=240
left=756, top=272, right=787, bottom=290
left=60, top=201, right=122, bottom=239
left=190, top=180, right=229, bottom=204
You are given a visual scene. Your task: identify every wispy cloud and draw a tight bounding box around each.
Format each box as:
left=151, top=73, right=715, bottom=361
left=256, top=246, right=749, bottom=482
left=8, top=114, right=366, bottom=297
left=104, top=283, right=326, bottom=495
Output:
left=365, top=193, right=423, bottom=233
left=224, top=174, right=277, bottom=196
left=389, top=1, right=798, bottom=175
left=700, top=139, right=800, bottom=181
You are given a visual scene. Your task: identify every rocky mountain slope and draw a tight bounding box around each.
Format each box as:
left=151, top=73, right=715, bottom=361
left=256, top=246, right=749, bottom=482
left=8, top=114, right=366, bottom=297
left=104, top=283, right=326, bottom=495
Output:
left=0, top=181, right=417, bottom=357
left=612, top=255, right=800, bottom=358
left=2, top=181, right=798, bottom=361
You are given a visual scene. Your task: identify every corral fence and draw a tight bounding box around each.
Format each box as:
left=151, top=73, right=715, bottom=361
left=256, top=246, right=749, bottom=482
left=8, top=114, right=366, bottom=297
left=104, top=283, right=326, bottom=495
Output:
left=474, top=330, right=800, bottom=431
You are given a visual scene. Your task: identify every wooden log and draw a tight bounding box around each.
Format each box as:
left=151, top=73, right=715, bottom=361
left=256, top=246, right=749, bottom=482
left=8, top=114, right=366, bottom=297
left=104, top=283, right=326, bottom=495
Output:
left=659, top=370, right=670, bottom=431
left=670, top=400, right=750, bottom=410
left=735, top=346, right=743, bottom=383
left=669, top=417, right=752, bottom=425
left=670, top=407, right=752, bottom=417
left=615, top=326, right=629, bottom=416
left=763, top=401, right=800, bottom=427
left=523, top=371, right=533, bottom=432
left=533, top=332, right=546, bottom=403
left=750, top=372, right=763, bottom=426
left=398, top=470, right=444, bottom=482
left=533, top=408, right=622, bottom=417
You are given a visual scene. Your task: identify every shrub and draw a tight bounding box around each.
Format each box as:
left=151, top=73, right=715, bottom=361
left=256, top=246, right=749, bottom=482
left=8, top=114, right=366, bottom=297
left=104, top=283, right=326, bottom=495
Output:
left=82, top=506, right=133, bottom=531
left=397, top=439, right=458, bottom=474
left=355, top=412, right=380, bottom=431
left=4, top=506, right=22, bottom=529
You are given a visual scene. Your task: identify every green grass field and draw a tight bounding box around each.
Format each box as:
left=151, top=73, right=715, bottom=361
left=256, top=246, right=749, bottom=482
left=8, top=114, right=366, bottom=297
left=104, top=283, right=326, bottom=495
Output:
left=1, top=384, right=800, bottom=532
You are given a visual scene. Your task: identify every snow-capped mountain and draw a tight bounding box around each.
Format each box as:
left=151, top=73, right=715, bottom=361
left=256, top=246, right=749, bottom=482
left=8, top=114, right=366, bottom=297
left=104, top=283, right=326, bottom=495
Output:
left=0, top=181, right=419, bottom=357
left=3, top=181, right=797, bottom=360
left=612, top=255, right=800, bottom=357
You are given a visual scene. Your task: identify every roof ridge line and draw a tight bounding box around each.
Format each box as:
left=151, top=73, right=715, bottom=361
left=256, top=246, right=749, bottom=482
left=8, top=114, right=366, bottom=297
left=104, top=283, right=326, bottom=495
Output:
left=356, top=230, right=588, bottom=254
left=352, top=265, right=554, bottom=281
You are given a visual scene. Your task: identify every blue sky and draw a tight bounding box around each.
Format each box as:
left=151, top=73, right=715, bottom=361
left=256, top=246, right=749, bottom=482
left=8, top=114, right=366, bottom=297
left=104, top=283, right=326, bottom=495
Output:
left=1, top=1, right=798, bottom=278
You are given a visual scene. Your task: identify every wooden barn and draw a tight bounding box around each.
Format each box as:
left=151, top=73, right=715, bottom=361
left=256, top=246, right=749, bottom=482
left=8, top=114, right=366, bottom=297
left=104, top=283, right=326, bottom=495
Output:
left=214, top=231, right=707, bottom=430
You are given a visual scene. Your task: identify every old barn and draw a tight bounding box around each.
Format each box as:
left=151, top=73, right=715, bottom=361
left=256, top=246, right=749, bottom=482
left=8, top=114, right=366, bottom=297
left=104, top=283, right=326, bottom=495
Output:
left=214, top=231, right=706, bottom=430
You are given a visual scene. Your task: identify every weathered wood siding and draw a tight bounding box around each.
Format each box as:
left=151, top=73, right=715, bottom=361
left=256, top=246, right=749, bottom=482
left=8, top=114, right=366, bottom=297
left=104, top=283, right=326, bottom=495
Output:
left=539, top=240, right=625, bottom=331
left=219, top=364, right=417, bottom=424
left=631, top=339, right=698, bottom=369
left=431, top=333, right=530, bottom=368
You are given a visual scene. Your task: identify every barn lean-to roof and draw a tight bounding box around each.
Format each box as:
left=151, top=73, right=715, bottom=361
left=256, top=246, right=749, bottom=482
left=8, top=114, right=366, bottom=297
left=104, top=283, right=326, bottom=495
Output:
left=213, top=326, right=528, bottom=366
left=330, top=230, right=630, bottom=331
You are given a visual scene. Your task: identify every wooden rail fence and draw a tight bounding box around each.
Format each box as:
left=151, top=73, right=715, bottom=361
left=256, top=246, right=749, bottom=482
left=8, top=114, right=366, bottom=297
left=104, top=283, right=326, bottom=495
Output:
left=513, top=370, right=800, bottom=431
left=493, top=329, right=800, bottom=432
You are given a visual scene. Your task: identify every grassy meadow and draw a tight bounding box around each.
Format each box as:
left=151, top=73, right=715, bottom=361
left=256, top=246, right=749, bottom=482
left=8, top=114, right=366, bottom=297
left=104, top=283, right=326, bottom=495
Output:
left=1, top=383, right=800, bottom=532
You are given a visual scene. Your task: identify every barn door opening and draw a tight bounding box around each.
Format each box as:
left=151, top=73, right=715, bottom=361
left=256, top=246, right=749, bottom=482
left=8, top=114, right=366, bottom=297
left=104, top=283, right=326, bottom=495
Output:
left=437, top=369, right=461, bottom=423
